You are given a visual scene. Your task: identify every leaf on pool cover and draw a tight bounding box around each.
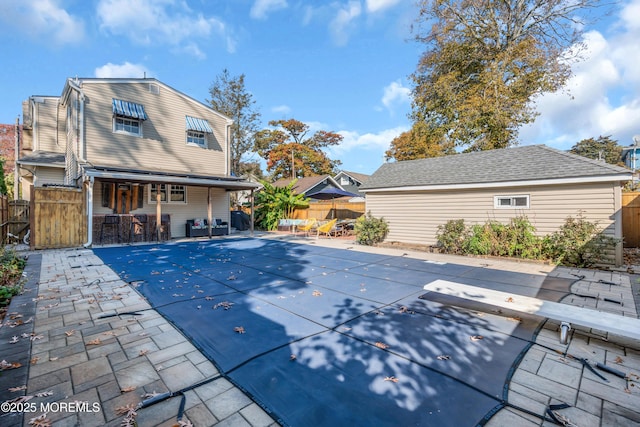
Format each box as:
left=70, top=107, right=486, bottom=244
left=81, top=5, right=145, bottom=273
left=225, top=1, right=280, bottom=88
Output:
left=289, top=354, right=297, bottom=361
left=234, top=326, right=246, bottom=334
left=214, top=301, right=234, bottom=310
left=399, top=306, right=415, bottom=314
left=470, top=335, right=484, bottom=342
left=312, top=290, right=323, bottom=297
left=384, top=376, right=399, bottom=383
left=437, top=355, right=451, bottom=360
left=375, top=342, right=389, bottom=349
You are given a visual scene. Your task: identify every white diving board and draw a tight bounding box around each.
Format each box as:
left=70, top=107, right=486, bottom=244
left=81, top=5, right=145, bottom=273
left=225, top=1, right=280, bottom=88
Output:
left=423, top=280, right=640, bottom=342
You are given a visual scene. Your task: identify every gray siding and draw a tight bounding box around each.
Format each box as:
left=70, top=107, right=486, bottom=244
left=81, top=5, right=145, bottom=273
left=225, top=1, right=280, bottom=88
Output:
left=80, top=81, right=228, bottom=176
left=366, top=182, right=620, bottom=245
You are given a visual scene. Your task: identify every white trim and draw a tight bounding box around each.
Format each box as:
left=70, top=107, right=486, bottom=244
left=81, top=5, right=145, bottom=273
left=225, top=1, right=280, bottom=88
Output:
left=148, top=183, right=187, bottom=204
left=361, top=174, right=632, bottom=193
left=113, top=116, right=143, bottom=137
left=83, top=169, right=261, bottom=190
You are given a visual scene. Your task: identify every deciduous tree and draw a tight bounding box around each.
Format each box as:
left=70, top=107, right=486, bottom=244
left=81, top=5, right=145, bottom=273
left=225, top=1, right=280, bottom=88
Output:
left=254, top=119, right=342, bottom=180
left=570, top=136, right=623, bottom=166
left=385, top=122, right=455, bottom=161
left=208, top=69, right=262, bottom=176
left=401, top=0, right=604, bottom=159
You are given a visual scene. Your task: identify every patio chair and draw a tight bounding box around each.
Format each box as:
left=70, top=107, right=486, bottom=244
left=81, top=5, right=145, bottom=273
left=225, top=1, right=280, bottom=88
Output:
left=297, top=218, right=317, bottom=237
left=316, top=218, right=338, bottom=239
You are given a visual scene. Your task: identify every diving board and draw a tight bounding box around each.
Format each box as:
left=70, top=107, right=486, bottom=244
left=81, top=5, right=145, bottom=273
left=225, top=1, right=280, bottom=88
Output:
left=423, top=280, right=640, bottom=342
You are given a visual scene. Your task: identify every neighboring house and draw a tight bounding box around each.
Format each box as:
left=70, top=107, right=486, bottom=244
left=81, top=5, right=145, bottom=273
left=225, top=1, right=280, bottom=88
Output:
left=273, top=175, right=343, bottom=196
left=622, top=146, right=640, bottom=171
left=334, top=170, right=369, bottom=200
left=360, top=145, right=632, bottom=265
left=18, top=77, right=258, bottom=244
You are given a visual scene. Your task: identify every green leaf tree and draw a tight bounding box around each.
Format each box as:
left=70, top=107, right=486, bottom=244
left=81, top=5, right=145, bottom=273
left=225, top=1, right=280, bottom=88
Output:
left=569, top=136, right=623, bottom=166
left=254, top=180, right=309, bottom=230
left=396, top=0, right=605, bottom=159
left=207, top=69, right=262, bottom=177
left=0, top=157, right=8, bottom=196
left=254, top=119, right=342, bottom=180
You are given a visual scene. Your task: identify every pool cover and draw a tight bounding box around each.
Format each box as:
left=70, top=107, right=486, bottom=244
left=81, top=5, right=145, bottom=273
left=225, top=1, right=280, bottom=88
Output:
left=94, top=238, right=572, bottom=427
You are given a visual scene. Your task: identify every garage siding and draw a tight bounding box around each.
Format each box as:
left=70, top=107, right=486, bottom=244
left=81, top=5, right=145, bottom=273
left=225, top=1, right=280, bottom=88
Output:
left=365, top=182, right=618, bottom=246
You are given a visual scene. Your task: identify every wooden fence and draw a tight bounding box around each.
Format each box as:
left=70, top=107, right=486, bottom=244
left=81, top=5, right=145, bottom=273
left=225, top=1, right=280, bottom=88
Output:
left=0, top=194, right=7, bottom=243
left=31, top=187, right=85, bottom=249
left=292, top=201, right=365, bottom=220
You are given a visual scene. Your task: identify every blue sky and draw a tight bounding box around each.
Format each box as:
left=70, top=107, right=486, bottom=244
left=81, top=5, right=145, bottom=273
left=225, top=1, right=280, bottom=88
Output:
left=1, top=0, right=639, bottom=176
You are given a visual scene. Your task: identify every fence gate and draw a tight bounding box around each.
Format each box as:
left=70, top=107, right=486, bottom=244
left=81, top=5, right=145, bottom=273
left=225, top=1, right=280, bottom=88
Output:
left=32, top=186, right=86, bottom=249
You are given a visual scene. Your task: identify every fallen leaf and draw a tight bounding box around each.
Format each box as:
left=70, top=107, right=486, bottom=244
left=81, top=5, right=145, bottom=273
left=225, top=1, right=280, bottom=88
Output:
left=30, top=357, right=40, bottom=365
left=312, top=290, right=323, bottom=297
left=30, top=334, right=44, bottom=341
left=384, top=376, right=399, bottom=383
left=234, top=326, right=245, bottom=334
left=505, top=297, right=514, bottom=303
left=8, top=385, right=27, bottom=392
left=437, top=355, right=451, bottom=360
left=507, top=317, right=522, bottom=322
left=28, top=413, right=51, bottom=427
left=205, top=296, right=214, bottom=300
left=0, top=360, right=22, bottom=370
left=121, top=386, right=136, bottom=393
left=399, top=306, right=415, bottom=314
left=290, top=354, right=297, bottom=361
left=470, top=335, right=484, bottom=342
left=614, top=356, right=624, bottom=364
left=49, top=357, right=59, bottom=361
left=65, top=330, right=75, bottom=337
left=34, top=391, right=53, bottom=397
left=213, top=301, right=234, bottom=310
left=375, top=342, right=390, bottom=349
left=87, top=338, right=101, bottom=346
left=177, top=420, right=194, bottom=427
left=9, top=336, right=19, bottom=344
left=138, top=349, right=149, bottom=357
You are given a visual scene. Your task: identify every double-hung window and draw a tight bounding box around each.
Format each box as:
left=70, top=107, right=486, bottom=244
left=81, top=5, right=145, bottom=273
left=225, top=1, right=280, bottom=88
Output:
left=494, top=195, right=529, bottom=209
left=149, top=184, right=187, bottom=204
left=112, top=98, right=147, bottom=137
left=185, top=116, right=213, bottom=148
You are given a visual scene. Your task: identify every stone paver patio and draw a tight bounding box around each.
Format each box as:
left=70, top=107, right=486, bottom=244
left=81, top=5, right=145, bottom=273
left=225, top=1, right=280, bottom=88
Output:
left=0, top=233, right=639, bottom=426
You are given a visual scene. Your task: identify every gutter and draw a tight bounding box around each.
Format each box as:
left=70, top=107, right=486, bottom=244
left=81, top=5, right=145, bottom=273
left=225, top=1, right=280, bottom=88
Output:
left=66, top=79, right=86, bottom=162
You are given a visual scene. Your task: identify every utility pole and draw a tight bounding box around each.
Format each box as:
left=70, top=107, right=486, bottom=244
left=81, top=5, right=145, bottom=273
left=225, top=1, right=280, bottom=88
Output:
left=14, top=116, right=19, bottom=200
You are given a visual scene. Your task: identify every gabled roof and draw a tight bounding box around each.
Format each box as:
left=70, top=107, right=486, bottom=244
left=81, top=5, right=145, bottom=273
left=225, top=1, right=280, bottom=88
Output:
left=273, top=175, right=342, bottom=194
left=335, top=170, right=370, bottom=184
left=361, top=145, right=632, bottom=192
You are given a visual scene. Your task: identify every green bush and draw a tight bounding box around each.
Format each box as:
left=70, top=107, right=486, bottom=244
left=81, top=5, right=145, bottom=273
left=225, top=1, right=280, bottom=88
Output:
left=436, top=219, right=467, bottom=254
left=254, top=180, right=309, bottom=231
left=435, top=214, right=613, bottom=266
left=354, top=212, right=389, bottom=245
left=542, top=213, right=618, bottom=267
left=0, top=247, right=26, bottom=307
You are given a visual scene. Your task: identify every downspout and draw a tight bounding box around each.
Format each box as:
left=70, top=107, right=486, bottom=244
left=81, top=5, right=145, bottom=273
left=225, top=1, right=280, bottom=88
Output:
left=14, top=117, right=19, bottom=200
left=84, top=175, right=94, bottom=247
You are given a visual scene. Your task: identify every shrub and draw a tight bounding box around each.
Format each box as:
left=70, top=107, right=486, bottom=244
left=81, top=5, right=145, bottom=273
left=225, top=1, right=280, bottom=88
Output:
left=354, top=212, right=389, bottom=245
left=542, top=213, right=618, bottom=267
left=254, top=180, right=309, bottom=231
left=436, top=219, right=468, bottom=254
left=0, top=247, right=26, bottom=307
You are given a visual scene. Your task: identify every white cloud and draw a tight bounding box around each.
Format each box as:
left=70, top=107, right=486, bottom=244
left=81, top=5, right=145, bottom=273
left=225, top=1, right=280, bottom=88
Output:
left=329, top=1, right=362, bottom=46
left=96, top=0, right=234, bottom=56
left=250, top=0, right=288, bottom=20
left=271, top=105, right=292, bottom=115
left=520, top=1, right=640, bottom=150
left=328, top=126, right=408, bottom=173
left=366, top=0, right=402, bottom=13
left=94, top=62, right=151, bottom=78
left=381, top=79, right=411, bottom=113
left=0, top=0, right=85, bottom=45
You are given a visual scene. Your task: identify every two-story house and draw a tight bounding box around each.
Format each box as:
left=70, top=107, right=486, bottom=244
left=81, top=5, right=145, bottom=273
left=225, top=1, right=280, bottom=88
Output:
left=18, top=77, right=258, bottom=246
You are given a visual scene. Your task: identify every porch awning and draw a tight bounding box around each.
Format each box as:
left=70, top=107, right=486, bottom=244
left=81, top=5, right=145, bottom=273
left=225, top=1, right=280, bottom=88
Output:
left=112, top=99, right=148, bottom=120
left=185, top=116, right=214, bottom=133
left=83, top=165, right=260, bottom=191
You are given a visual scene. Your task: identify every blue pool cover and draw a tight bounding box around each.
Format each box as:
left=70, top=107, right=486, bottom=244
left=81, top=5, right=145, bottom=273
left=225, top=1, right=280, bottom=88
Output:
left=94, top=238, right=571, bottom=427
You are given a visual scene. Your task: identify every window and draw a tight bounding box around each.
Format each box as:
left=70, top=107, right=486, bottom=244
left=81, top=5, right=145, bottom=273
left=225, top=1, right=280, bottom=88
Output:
left=149, top=184, right=187, bottom=204
left=340, top=176, right=350, bottom=185
left=185, top=116, right=213, bottom=148
left=494, top=195, right=529, bottom=209
left=187, top=130, right=206, bottom=147
left=170, top=185, right=186, bottom=202
left=114, top=117, right=142, bottom=136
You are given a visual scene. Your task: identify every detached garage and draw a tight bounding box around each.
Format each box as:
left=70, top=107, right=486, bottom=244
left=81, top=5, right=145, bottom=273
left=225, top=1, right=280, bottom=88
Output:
left=361, top=145, right=632, bottom=265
